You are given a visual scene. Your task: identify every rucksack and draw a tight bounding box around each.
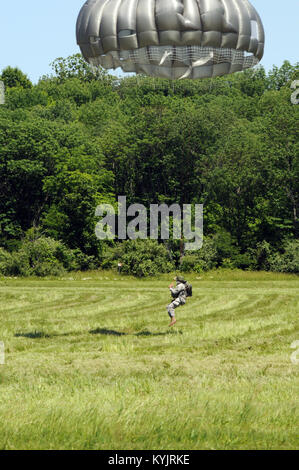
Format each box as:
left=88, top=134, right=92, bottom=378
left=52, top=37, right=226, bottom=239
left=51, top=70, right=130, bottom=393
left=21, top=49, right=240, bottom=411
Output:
left=185, top=282, right=192, bottom=297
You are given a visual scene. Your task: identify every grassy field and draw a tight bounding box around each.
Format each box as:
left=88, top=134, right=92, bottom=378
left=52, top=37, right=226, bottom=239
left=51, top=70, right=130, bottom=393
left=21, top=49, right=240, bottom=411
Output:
left=0, top=270, right=298, bottom=450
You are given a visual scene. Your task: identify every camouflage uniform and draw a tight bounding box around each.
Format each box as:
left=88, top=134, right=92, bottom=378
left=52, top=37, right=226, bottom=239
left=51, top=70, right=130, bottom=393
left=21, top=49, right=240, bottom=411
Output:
left=167, top=281, right=187, bottom=318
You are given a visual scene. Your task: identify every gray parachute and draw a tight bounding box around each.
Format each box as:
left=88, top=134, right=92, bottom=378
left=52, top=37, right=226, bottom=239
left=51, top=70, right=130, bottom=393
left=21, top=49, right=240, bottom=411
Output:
left=76, top=0, right=265, bottom=79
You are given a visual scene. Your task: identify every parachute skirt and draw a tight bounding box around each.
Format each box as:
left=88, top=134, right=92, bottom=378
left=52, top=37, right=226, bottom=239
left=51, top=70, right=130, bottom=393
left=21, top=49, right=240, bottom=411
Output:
left=87, top=45, right=260, bottom=79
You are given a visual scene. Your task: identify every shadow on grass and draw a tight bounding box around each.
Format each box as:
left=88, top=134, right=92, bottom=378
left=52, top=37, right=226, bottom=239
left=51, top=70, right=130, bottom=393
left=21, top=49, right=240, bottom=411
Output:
left=14, top=331, right=51, bottom=339
left=136, top=329, right=183, bottom=336
left=90, top=328, right=126, bottom=336
left=14, top=328, right=183, bottom=340
left=90, top=328, right=183, bottom=337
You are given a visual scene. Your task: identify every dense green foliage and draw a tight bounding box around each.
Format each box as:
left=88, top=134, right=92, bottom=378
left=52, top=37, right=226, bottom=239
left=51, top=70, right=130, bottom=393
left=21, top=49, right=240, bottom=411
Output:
left=0, top=228, right=99, bottom=277
left=0, top=56, right=298, bottom=275
left=102, top=239, right=174, bottom=277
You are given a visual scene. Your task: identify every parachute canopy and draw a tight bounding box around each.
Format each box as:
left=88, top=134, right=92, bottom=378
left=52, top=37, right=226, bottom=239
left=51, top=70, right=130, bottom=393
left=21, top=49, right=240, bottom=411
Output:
left=76, top=0, right=265, bottom=80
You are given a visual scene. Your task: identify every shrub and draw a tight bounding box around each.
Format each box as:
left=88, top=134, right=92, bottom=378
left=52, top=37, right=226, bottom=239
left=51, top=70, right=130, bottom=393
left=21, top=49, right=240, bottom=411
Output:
left=102, top=240, right=174, bottom=277
left=0, top=248, right=13, bottom=275
left=180, top=254, right=199, bottom=273
left=180, top=237, right=218, bottom=273
left=0, top=230, right=100, bottom=277
left=8, top=237, right=66, bottom=276
left=70, top=249, right=99, bottom=271
left=254, top=240, right=273, bottom=271
left=213, top=230, right=240, bottom=266
left=230, top=252, right=255, bottom=270
left=269, top=240, right=299, bottom=273
left=195, top=237, right=218, bottom=271
left=221, top=258, right=237, bottom=269
left=180, top=231, right=262, bottom=272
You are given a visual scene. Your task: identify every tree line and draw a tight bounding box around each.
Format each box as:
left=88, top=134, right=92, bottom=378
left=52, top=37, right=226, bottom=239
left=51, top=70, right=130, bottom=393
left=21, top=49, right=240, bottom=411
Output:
left=0, top=55, right=298, bottom=276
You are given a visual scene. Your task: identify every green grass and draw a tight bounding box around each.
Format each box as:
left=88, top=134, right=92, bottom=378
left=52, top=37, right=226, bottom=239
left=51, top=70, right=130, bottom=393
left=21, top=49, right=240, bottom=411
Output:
left=0, top=270, right=298, bottom=450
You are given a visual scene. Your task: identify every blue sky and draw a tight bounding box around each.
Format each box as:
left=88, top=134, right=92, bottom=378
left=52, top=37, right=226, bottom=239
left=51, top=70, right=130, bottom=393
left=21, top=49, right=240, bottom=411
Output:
left=0, top=0, right=298, bottom=83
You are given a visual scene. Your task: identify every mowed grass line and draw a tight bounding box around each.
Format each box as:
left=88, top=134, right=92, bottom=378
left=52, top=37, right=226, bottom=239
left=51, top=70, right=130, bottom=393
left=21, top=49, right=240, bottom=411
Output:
left=0, top=270, right=298, bottom=450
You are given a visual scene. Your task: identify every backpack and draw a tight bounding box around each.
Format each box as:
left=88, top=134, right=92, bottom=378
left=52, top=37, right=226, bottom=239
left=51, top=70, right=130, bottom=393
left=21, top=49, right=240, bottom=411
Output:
left=185, top=282, right=192, bottom=297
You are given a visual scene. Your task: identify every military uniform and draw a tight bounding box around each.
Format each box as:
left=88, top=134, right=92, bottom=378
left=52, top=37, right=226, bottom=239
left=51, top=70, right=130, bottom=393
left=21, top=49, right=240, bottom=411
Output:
left=167, top=281, right=187, bottom=319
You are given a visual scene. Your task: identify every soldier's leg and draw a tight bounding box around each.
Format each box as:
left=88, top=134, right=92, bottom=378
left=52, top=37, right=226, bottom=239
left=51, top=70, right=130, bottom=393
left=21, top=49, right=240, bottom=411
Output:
left=167, top=298, right=181, bottom=325
left=167, top=301, right=175, bottom=318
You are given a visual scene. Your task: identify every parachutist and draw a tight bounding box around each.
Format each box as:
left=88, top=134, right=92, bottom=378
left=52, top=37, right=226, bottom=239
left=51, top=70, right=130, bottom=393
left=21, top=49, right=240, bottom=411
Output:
left=167, top=276, right=192, bottom=326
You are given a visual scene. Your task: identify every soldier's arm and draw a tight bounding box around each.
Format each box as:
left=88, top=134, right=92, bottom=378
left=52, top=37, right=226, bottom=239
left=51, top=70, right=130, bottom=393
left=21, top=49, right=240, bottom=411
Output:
left=170, top=284, right=184, bottom=296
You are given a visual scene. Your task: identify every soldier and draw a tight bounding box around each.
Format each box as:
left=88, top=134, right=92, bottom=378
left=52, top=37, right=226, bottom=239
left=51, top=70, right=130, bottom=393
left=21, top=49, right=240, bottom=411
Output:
left=167, top=275, right=188, bottom=327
